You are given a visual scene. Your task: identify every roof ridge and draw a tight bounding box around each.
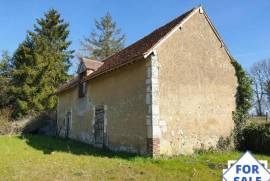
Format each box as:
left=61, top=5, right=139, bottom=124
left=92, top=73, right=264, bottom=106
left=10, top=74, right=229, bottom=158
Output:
left=57, top=6, right=200, bottom=94
left=143, top=6, right=200, bottom=57
left=102, top=7, right=197, bottom=62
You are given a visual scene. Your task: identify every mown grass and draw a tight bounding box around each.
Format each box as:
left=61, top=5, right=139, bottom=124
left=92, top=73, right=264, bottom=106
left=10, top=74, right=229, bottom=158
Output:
left=0, top=135, right=269, bottom=181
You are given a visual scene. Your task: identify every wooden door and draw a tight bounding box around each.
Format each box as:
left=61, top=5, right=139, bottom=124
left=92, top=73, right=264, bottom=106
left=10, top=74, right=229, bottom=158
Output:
left=65, top=112, right=71, bottom=138
left=94, top=106, right=104, bottom=145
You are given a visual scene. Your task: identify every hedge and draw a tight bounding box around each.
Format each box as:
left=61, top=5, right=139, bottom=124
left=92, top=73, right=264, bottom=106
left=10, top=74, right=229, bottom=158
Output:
left=239, top=122, right=270, bottom=154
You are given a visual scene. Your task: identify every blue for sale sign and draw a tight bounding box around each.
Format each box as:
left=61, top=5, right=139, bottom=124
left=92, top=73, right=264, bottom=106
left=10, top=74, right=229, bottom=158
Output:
left=223, top=151, right=270, bottom=181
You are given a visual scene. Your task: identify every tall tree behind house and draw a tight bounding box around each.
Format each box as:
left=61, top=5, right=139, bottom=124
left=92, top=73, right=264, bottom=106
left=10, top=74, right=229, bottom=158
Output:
left=81, top=12, right=126, bottom=60
left=10, top=9, right=74, bottom=118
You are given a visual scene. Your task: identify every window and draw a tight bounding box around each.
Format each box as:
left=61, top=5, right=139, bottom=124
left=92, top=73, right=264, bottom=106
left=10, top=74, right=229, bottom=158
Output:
left=79, top=81, right=87, bottom=98
left=78, top=71, right=87, bottom=98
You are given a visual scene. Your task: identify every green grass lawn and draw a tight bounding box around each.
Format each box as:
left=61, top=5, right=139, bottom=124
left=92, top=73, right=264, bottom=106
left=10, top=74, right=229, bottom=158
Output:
left=0, top=135, right=269, bottom=181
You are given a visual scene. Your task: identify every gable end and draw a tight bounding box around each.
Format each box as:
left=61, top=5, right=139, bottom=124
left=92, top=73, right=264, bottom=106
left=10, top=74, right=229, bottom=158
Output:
left=144, top=6, right=234, bottom=62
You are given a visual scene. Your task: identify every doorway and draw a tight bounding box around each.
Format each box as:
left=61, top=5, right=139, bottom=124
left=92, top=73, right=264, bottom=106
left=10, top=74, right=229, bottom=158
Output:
left=94, top=106, right=105, bottom=146
left=65, top=111, right=71, bottom=138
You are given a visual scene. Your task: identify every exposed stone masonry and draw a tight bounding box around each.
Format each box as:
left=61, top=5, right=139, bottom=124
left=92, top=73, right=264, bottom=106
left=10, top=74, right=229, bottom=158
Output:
left=146, top=53, right=161, bottom=156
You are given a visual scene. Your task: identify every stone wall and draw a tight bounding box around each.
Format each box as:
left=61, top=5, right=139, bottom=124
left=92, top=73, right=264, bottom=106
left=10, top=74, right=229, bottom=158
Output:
left=156, top=11, right=237, bottom=155
left=57, top=59, right=148, bottom=155
left=57, top=9, right=237, bottom=157
left=145, top=53, right=162, bottom=156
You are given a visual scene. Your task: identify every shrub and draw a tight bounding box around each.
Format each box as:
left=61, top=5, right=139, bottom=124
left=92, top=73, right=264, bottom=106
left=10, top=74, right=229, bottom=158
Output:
left=238, top=122, right=270, bottom=154
left=0, top=120, right=13, bottom=135
left=231, top=60, right=253, bottom=114
left=0, top=109, right=56, bottom=136
left=0, top=108, right=13, bottom=135
left=217, top=136, right=233, bottom=151
left=21, top=111, right=57, bottom=135
left=233, top=110, right=249, bottom=149
left=231, top=59, right=253, bottom=150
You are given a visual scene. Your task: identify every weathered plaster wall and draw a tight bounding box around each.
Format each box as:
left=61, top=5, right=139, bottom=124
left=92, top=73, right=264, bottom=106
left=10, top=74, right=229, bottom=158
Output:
left=58, top=59, right=148, bottom=154
left=156, top=12, right=238, bottom=155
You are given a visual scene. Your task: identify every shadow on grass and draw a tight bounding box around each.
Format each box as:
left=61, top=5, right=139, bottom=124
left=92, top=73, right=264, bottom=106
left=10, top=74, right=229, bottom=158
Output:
left=19, top=134, right=140, bottom=160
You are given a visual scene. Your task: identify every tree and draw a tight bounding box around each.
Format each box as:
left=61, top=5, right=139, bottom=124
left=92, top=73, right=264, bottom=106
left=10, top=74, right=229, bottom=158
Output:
left=232, top=60, right=253, bottom=114
left=231, top=59, right=253, bottom=149
left=81, top=12, right=126, bottom=60
left=250, top=59, right=270, bottom=116
left=0, top=51, right=13, bottom=108
left=250, top=60, right=270, bottom=116
left=10, top=9, right=73, bottom=117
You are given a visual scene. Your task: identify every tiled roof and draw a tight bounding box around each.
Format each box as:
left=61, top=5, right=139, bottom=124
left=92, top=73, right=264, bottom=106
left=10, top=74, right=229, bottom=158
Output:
left=81, top=58, right=103, bottom=71
left=57, top=7, right=195, bottom=94
left=57, top=76, right=79, bottom=94
left=87, top=7, right=195, bottom=79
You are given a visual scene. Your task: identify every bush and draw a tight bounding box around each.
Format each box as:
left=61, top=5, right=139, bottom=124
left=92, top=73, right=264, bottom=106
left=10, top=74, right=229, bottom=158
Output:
left=21, top=111, right=57, bottom=136
left=231, top=60, right=253, bottom=114
left=233, top=110, right=249, bottom=149
left=238, top=122, right=270, bottom=154
left=0, top=108, right=13, bottom=135
left=217, top=136, right=233, bottom=151
left=0, top=109, right=56, bottom=136
left=231, top=59, right=253, bottom=150
left=0, top=120, right=13, bottom=135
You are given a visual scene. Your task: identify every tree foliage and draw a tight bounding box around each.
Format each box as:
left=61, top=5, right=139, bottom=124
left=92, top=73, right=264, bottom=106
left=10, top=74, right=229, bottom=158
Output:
left=231, top=59, right=253, bottom=149
left=231, top=59, right=253, bottom=114
left=10, top=9, right=73, bottom=118
left=0, top=51, right=13, bottom=108
left=239, top=122, right=270, bottom=154
left=81, top=12, right=126, bottom=60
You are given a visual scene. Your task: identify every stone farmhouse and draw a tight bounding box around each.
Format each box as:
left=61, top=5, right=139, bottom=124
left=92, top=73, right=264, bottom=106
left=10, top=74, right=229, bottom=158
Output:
left=56, top=6, right=237, bottom=156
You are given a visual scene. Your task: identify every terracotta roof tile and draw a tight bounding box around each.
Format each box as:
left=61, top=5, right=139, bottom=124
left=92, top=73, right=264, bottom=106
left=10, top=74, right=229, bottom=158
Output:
left=57, top=76, right=79, bottom=93
left=88, top=8, right=195, bottom=78
left=57, top=7, right=195, bottom=94
left=81, top=58, right=104, bottom=71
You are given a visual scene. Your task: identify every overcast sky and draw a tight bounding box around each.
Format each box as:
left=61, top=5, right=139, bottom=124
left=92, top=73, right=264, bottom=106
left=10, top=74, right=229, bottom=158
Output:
left=0, top=0, right=269, bottom=73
